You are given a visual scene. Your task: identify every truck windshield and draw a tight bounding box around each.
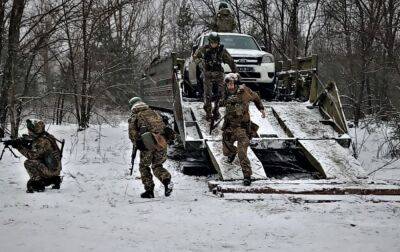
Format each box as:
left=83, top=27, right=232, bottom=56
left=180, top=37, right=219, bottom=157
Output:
left=203, top=35, right=260, bottom=50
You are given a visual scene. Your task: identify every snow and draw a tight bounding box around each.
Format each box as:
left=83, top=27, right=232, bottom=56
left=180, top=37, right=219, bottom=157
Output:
left=0, top=122, right=399, bottom=251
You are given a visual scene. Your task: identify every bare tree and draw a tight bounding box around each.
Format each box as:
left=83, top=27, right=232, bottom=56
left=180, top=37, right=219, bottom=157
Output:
left=0, top=0, right=25, bottom=137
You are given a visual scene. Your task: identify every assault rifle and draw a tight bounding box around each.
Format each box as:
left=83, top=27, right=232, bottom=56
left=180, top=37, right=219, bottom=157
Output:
left=130, top=146, right=137, bottom=176
left=0, top=134, right=33, bottom=160
left=209, top=114, right=225, bottom=134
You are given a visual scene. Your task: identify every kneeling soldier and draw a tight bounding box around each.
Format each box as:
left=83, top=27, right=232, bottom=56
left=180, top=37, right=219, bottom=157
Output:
left=11, top=119, right=62, bottom=193
left=128, top=97, right=173, bottom=198
left=221, top=73, right=266, bottom=186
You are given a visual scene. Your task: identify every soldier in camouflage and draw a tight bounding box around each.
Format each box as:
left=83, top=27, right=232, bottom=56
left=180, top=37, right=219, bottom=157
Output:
left=193, top=32, right=238, bottom=121
left=128, top=97, right=173, bottom=198
left=215, top=2, right=236, bottom=32
left=221, top=73, right=266, bottom=186
left=15, top=119, right=62, bottom=193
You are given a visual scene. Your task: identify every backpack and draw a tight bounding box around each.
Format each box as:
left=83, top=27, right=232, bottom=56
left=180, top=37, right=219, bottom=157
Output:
left=136, top=109, right=167, bottom=151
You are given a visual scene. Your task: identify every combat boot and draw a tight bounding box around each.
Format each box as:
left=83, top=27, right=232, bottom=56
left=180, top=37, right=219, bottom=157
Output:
left=35, top=179, right=45, bottom=192
left=51, top=176, right=62, bottom=189
left=26, top=179, right=35, bottom=193
left=163, top=179, right=173, bottom=197
left=26, top=179, right=45, bottom=193
left=226, top=154, right=235, bottom=163
left=243, top=177, right=251, bottom=186
left=140, top=190, right=154, bottom=198
left=212, top=110, right=220, bottom=120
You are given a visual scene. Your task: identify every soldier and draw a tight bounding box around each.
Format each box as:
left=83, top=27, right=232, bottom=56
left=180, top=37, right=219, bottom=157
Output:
left=215, top=2, right=236, bottom=32
left=221, top=73, right=266, bottom=186
left=193, top=32, right=238, bottom=121
left=13, top=119, right=62, bottom=193
left=128, top=97, right=173, bottom=198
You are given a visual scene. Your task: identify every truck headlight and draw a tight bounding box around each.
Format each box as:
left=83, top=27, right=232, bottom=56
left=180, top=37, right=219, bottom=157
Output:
left=262, top=54, right=274, bottom=63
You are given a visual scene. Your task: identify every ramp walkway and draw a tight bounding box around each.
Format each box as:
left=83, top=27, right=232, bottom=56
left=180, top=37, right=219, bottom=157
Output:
left=182, top=101, right=365, bottom=182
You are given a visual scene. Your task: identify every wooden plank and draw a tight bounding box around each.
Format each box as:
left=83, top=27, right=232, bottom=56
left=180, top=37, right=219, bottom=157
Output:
left=206, top=140, right=267, bottom=181
left=208, top=180, right=400, bottom=195
left=298, top=139, right=366, bottom=180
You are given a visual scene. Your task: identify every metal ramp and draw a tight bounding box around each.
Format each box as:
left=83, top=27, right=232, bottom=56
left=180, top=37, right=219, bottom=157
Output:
left=185, top=102, right=267, bottom=180
left=182, top=101, right=366, bottom=182
left=268, top=102, right=366, bottom=181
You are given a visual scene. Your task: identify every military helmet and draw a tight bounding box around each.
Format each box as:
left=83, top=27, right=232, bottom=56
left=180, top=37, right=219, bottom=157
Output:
left=26, top=119, right=45, bottom=134
left=224, top=73, right=239, bottom=84
left=208, top=32, right=220, bottom=44
left=129, top=97, right=142, bottom=107
left=218, top=2, right=229, bottom=10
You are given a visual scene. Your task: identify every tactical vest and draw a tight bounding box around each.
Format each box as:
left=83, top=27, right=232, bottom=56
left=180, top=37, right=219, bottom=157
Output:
left=225, top=94, right=244, bottom=127
left=204, top=45, right=224, bottom=72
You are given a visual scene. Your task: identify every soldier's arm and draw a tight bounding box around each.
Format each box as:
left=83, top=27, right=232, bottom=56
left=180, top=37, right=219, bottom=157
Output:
left=17, top=138, right=51, bottom=160
left=222, top=49, right=238, bottom=73
left=193, top=47, right=205, bottom=65
left=248, top=87, right=265, bottom=115
left=128, top=115, right=139, bottom=145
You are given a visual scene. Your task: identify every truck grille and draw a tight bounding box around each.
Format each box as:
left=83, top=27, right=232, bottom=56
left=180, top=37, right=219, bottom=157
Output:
left=233, top=57, right=262, bottom=65
left=239, top=72, right=261, bottom=78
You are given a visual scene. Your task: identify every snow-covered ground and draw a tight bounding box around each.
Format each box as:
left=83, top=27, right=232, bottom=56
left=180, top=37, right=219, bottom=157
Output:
left=0, top=122, right=399, bottom=252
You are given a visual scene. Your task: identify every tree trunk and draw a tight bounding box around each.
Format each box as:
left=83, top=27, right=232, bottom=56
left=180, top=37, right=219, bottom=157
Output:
left=0, top=0, right=25, bottom=137
left=288, top=0, right=299, bottom=59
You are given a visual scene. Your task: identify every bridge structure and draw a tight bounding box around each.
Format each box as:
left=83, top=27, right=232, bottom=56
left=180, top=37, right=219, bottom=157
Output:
left=137, top=53, right=400, bottom=196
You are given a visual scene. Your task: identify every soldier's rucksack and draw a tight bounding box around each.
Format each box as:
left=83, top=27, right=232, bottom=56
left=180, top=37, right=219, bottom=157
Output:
left=42, top=132, right=63, bottom=170
left=136, top=109, right=167, bottom=151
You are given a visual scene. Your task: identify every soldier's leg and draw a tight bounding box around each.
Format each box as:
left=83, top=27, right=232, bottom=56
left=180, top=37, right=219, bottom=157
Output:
left=203, top=72, right=213, bottom=119
left=24, top=160, right=47, bottom=192
left=151, top=148, right=170, bottom=184
left=212, top=72, right=225, bottom=119
left=138, top=151, right=155, bottom=192
left=222, top=129, right=237, bottom=161
left=151, top=148, right=173, bottom=196
left=236, top=128, right=252, bottom=179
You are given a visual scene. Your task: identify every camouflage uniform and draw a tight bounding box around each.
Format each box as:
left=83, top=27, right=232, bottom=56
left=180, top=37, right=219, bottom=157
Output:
left=16, top=120, right=62, bottom=192
left=193, top=44, right=237, bottom=119
left=128, top=102, right=171, bottom=193
left=222, top=85, right=264, bottom=179
left=215, top=8, right=236, bottom=32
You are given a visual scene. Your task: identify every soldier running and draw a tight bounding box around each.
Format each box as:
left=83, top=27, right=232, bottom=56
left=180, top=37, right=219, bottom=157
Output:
left=193, top=32, right=238, bottom=121
left=128, top=97, right=173, bottom=198
left=221, top=73, right=266, bottom=186
left=11, top=119, right=62, bottom=193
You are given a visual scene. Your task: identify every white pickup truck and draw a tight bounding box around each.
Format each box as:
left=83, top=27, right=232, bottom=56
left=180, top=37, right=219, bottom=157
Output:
left=184, top=32, right=276, bottom=99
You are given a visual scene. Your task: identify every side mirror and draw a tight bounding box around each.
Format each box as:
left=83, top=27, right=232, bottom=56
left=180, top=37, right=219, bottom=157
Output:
left=260, top=46, right=266, bottom=52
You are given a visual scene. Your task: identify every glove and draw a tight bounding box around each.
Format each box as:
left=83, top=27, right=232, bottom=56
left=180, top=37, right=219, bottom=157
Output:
left=261, top=110, right=266, bottom=118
